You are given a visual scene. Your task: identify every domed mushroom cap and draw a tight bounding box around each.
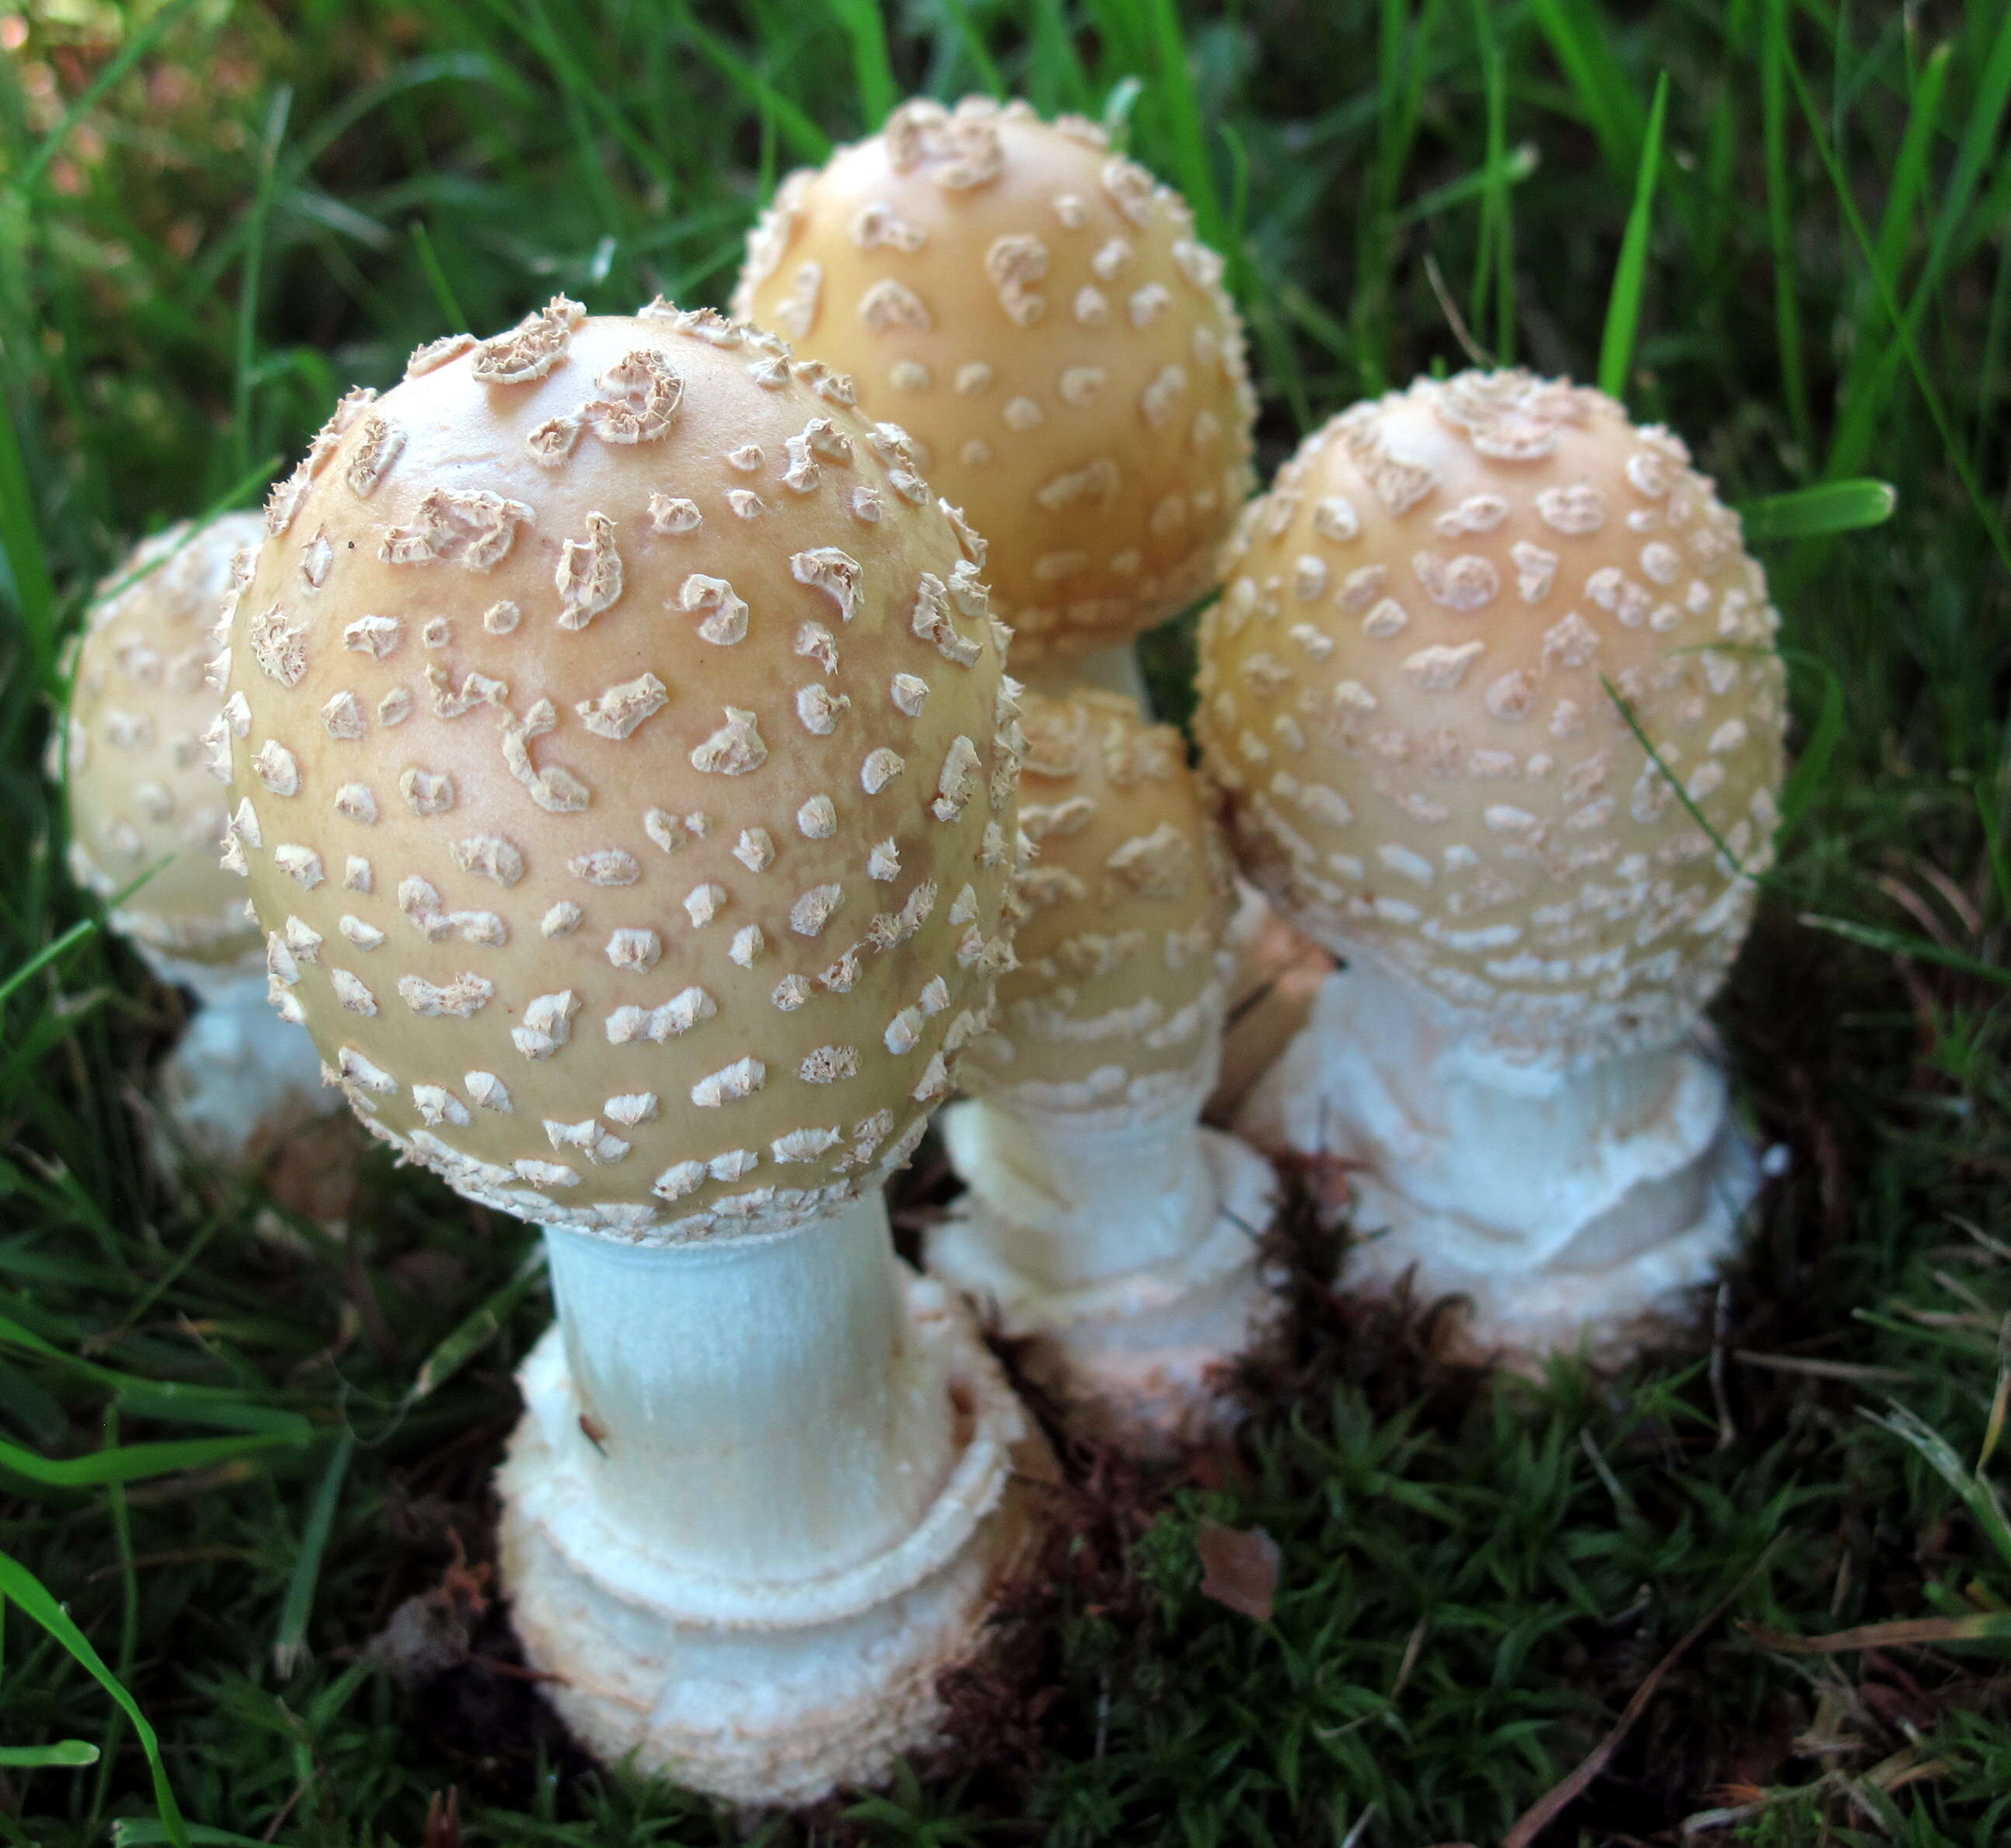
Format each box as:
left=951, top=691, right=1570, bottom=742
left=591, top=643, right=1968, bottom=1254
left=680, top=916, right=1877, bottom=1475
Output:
left=64, top=513, right=267, bottom=967
left=213, top=302, right=1021, bottom=1241
left=1195, top=370, right=1787, bottom=1066
left=732, top=96, right=1257, bottom=666
left=963, top=689, right=1231, bottom=1118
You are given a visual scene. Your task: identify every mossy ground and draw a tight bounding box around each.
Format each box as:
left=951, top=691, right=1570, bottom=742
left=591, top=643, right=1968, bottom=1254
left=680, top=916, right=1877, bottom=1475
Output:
left=2, top=2, right=2009, bottom=1843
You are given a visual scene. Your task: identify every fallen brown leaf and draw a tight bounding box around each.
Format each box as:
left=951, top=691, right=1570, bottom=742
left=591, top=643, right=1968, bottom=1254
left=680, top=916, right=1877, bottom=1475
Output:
left=1195, top=1519, right=1280, bottom=1623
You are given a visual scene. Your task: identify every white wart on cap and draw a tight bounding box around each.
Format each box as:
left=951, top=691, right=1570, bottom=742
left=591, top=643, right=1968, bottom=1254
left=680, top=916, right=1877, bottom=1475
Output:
left=732, top=96, right=1257, bottom=665
left=1196, top=370, right=1787, bottom=1066
left=962, top=688, right=1232, bottom=1117
left=212, top=301, right=1021, bottom=1239
left=64, top=513, right=267, bottom=967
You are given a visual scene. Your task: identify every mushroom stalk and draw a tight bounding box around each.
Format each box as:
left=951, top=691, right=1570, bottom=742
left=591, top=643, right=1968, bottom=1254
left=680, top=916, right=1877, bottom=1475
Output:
left=1238, top=955, right=1759, bottom=1360
left=149, top=962, right=333, bottom=1168
left=939, top=1091, right=1216, bottom=1286
left=1018, top=640, right=1147, bottom=708
left=536, top=1196, right=953, bottom=1579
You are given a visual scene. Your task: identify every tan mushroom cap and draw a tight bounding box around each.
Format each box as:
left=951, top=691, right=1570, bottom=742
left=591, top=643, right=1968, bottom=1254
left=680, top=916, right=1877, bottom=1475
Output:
left=1195, top=370, right=1787, bottom=1067
left=962, top=689, right=1231, bottom=1118
left=63, top=514, right=267, bottom=966
left=213, top=301, right=1022, bottom=1241
left=732, top=96, right=1257, bottom=666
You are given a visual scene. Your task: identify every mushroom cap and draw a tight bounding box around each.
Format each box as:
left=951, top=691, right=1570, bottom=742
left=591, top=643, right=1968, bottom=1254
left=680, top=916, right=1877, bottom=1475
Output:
left=214, top=302, right=1022, bottom=1242
left=962, top=689, right=1232, bottom=1119
left=731, top=96, right=1257, bottom=666
left=63, top=513, right=267, bottom=968
left=1195, top=370, right=1787, bottom=1067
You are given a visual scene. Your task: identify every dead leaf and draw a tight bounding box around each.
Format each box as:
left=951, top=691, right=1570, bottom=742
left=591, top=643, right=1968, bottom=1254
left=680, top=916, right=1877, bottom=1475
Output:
left=1196, top=1519, right=1280, bottom=1622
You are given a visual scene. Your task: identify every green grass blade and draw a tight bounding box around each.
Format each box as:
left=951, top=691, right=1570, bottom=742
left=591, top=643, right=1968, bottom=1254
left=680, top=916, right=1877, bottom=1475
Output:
left=0, top=1314, right=309, bottom=1436
left=0, top=1549, right=185, bottom=1848
left=827, top=0, right=898, bottom=129
left=1602, top=671, right=1744, bottom=877
left=937, top=0, right=1004, bottom=96
left=1787, top=56, right=2011, bottom=579
left=1474, top=0, right=1515, bottom=361
left=670, top=3, right=832, bottom=164
left=113, top=1829, right=272, bottom=1848
left=0, top=1429, right=304, bottom=1491
left=1826, top=7, right=2011, bottom=482
left=1797, top=913, right=2011, bottom=988
left=1760, top=0, right=1811, bottom=456
left=409, top=218, right=467, bottom=329
left=0, top=918, right=97, bottom=1015
left=1027, top=0, right=1096, bottom=117
left=233, top=86, right=293, bottom=480
left=1526, top=0, right=1645, bottom=176
left=410, top=1242, right=548, bottom=1401
left=0, top=1738, right=98, bottom=1767
left=1773, top=647, right=1846, bottom=843
left=1596, top=71, right=1668, bottom=402
left=272, top=1429, right=353, bottom=1678
left=1143, top=0, right=1224, bottom=248
left=0, top=392, right=57, bottom=685
left=1872, top=42, right=1954, bottom=294
left=1737, top=479, right=1898, bottom=543
left=1862, top=1403, right=2011, bottom=1571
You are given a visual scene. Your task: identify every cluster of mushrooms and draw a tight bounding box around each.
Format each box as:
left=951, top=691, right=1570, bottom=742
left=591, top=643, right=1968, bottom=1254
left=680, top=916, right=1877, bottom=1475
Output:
left=60, top=96, right=1786, bottom=1806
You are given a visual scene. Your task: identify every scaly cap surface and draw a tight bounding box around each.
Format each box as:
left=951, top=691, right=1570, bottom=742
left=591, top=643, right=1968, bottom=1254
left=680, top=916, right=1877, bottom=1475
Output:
left=213, top=302, right=1021, bottom=1241
left=962, top=689, right=1232, bottom=1120
left=1195, top=370, right=1787, bottom=1066
left=64, top=513, right=266, bottom=967
left=732, top=96, right=1256, bottom=665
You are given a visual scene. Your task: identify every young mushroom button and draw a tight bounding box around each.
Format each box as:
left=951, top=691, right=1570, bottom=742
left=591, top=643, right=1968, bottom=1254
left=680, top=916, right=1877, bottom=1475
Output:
left=930, top=690, right=1280, bottom=1450
left=733, top=95, right=1258, bottom=673
left=214, top=302, right=1046, bottom=1807
left=60, top=514, right=334, bottom=1168
left=1195, top=369, right=1787, bottom=1364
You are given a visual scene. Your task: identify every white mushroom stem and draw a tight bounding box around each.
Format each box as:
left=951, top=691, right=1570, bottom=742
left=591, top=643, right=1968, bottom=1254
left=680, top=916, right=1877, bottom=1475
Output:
left=538, top=1202, right=954, bottom=1577
left=1237, top=958, right=1760, bottom=1363
left=1017, top=639, right=1149, bottom=707
left=497, top=1195, right=1042, bottom=1807
left=931, top=1082, right=1277, bottom=1448
left=145, top=962, right=335, bottom=1169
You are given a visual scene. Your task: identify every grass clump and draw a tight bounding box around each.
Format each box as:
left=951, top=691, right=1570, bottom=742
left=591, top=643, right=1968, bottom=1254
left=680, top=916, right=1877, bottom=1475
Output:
left=2, top=2, right=2009, bottom=1843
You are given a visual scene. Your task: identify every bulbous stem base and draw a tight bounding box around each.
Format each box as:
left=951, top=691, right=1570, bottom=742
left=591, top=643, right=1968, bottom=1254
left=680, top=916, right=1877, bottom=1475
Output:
left=931, top=1098, right=1279, bottom=1450
left=1236, top=964, right=1760, bottom=1366
left=496, top=1236, right=1049, bottom=1808
left=150, top=969, right=338, bottom=1170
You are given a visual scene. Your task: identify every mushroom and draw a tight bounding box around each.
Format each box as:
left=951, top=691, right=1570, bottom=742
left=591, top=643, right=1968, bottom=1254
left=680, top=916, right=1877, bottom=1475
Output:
left=732, top=95, right=1257, bottom=695
left=1195, top=370, right=1787, bottom=1362
left=931, top=688, right=1278, bottom=1446
left=210, top=301, right=1046, bottom=1804
left=59, top=515, right=334, bottom=1167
